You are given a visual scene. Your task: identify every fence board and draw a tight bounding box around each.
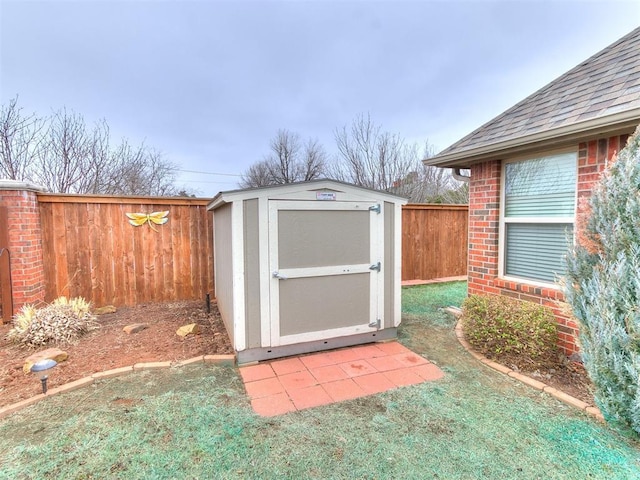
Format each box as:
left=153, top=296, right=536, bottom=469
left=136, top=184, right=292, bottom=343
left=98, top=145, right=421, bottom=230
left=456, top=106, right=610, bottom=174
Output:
left=401, top=204, right=468, bottom=281
left=52, top=203, right=70, bottom=297
left=39, top=195, right=214, bottom=307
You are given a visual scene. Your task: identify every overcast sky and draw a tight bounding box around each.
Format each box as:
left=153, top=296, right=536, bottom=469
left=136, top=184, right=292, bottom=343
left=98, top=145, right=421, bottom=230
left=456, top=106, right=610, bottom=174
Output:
left=1, top=1, right=639, bottom=196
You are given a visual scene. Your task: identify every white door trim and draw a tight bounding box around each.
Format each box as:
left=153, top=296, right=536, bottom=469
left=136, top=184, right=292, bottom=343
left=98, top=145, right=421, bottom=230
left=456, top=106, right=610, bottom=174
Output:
left=268, top=200, right=384, bottom=347
left=231, top=202, right=246, bottom=351
left=258, top=197, right=271, bottom=347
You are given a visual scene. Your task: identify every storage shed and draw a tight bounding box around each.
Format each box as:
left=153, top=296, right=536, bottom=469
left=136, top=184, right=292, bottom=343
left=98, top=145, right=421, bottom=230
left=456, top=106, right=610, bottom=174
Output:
left=208, top=179, right=407, bottom=364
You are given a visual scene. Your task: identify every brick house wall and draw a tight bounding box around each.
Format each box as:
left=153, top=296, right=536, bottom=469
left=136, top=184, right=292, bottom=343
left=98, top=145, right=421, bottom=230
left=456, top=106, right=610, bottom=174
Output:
left=0, top=183, right=47, bottom=315
left=466, top=134, right=629, bottom=355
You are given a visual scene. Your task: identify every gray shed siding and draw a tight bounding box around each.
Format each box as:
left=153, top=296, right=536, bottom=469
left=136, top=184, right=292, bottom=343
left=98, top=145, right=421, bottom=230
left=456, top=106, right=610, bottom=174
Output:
left=243, top=199, right=262, bottom=349
left=384, top=201, right=395, bottom=329
left=213, top=203, right=234, bottom=345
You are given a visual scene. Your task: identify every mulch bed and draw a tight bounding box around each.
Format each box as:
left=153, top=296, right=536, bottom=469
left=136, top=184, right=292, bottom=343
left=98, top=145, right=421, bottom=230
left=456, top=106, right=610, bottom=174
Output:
left=0, top=300, right=233, bottom=408
left=484, top=351, right=594, bottom=405
left=1, top=298, right=595, bottom=410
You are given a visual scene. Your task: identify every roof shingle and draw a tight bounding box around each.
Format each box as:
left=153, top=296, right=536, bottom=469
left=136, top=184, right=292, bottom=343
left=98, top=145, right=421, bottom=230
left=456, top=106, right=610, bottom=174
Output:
left=431, top=27, right=640, bottom=164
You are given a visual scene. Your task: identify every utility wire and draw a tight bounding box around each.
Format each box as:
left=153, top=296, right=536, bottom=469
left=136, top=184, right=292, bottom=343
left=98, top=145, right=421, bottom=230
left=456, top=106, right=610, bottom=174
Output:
left=180, top=180, right=239, bottom=185
left=176, top=169, right=242, bottom=177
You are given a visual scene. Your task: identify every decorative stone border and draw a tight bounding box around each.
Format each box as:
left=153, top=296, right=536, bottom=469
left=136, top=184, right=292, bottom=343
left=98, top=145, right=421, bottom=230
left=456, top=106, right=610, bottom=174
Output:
left=0, top=354, right=236, bottom=420
left=445, top=308, right=604, bottom=422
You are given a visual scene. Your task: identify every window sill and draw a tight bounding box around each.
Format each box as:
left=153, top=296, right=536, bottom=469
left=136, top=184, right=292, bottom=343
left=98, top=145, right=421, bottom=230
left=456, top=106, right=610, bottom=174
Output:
left=495, top=277, right=565, bottom=301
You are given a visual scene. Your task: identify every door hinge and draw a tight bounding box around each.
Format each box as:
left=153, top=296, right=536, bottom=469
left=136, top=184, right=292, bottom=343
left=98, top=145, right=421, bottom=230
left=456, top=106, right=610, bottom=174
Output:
left=369, top=204, right=381, bottom=214
left=369, top=318, right=381, bottom=328
left=369, top=262, right=381, bottom=272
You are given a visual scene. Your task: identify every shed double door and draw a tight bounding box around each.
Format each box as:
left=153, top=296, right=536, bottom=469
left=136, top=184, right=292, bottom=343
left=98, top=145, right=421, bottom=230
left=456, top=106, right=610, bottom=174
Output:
left=268, top=200, right=384, bottom=347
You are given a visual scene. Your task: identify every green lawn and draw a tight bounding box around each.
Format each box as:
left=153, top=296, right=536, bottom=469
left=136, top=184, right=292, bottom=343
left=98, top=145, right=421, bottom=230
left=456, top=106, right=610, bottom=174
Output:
left=1, top=281, right=639, bottom=479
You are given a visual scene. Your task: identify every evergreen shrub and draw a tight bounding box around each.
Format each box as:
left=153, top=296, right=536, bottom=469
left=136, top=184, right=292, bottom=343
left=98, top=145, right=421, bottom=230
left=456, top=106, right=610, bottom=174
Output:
left=564, top=126, right=640, bottom=434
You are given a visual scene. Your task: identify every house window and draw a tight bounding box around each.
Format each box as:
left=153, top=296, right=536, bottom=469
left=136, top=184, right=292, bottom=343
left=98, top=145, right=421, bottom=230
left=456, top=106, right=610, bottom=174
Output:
left=501, top=152, right=576, bottom=284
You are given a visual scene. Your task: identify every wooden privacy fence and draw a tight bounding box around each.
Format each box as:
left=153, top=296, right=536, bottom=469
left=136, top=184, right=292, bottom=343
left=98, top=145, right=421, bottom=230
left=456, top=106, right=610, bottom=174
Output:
left=38, top=194, right=213, bottom=307
left=402, top=204, right=468, bottom=281
left=0, top=186, right=467, bottom=321
left=39, top=200, right=466, bottom=305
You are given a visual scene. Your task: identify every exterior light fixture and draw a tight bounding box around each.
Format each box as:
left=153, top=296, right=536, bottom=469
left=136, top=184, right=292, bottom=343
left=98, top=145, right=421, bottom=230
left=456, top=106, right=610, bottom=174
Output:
left=30, top=359, right=58, bottom=394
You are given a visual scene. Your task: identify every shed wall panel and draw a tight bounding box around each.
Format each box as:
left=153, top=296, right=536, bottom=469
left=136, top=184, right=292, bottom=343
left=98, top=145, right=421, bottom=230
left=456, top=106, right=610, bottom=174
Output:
left=213, top=203, right=235, bottom=345
left=243, top=199, right=262, bottom=349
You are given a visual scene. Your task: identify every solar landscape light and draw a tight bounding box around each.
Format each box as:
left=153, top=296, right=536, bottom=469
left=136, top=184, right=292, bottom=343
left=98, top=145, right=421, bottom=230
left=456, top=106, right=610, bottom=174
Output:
left=30, top=359, right=58, bottom=394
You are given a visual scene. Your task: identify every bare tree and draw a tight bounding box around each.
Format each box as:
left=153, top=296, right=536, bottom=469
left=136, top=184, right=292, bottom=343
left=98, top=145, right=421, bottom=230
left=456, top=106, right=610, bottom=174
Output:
left=94, top=140, right=178, bottom=196
left=301, top=138, right=327, bottom=181
left=0, top=97, right=45, bottom=180
left=332, top=115, right=468, bottom=203
left=35, top=108, right=92, bottom=193
left=241, top=160, right=273, bottom=188
left=332, top=114, right=411, bottom=191
left=240, top=129, right=327, bottom=188
left=74, top=118, right=111, bottom=194
left=266, top=129, right=300, bottom=184
left=392, top=144, right=469, bottom=203
left=0, top=97, right=185, bottom=195
left=113, top=147, right=178, bottom=196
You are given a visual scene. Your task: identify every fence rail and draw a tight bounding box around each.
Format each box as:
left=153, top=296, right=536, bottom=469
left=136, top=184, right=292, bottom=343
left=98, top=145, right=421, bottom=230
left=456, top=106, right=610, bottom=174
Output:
left=401, top=204, right=468, bottom=282
left=38, top=194, right=213, bottom=307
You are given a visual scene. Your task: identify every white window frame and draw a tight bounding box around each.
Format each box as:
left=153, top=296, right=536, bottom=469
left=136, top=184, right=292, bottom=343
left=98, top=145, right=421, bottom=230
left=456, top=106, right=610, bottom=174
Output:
left=498, top=149, right=578, bottom=288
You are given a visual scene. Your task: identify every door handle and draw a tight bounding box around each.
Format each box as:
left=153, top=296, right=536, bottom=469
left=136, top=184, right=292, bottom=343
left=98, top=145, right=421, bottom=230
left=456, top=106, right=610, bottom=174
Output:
left=272, top=271, right=288, bottom=280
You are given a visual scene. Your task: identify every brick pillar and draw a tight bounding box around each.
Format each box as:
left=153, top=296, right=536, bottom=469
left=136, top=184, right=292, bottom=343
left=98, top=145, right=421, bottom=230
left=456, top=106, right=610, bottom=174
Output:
left=467, top=160, right=501, bottom=296
left=0, top=180, right=46, bottom=318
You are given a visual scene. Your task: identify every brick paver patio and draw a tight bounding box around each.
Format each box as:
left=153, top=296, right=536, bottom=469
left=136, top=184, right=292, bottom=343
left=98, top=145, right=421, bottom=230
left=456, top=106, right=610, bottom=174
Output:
left=239, top=342, right=444, bottom=417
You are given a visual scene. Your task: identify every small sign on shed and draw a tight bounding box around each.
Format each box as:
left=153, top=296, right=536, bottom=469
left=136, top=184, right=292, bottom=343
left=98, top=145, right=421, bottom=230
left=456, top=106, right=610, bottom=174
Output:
left=208, top=179, right=407, bottom=364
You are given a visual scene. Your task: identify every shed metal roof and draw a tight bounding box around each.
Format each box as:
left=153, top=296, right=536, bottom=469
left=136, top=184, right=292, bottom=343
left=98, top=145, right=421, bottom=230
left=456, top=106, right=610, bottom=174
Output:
left=427, top=27, right=640, bottom=168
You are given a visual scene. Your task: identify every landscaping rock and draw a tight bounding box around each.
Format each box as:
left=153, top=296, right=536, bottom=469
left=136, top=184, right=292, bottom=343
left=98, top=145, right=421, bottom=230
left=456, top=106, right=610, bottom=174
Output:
left=94, top=305, right=117, bottom=315
left=123, top=323, right=148, bottom=334
left=23, top=348, right=68, bottom=374
left=176, top=323, right=200, bottom=337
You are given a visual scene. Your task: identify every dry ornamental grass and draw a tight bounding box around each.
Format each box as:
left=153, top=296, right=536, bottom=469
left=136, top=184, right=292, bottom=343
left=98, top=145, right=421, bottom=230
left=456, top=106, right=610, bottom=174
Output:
left=7, top=297, right=99, bottom=348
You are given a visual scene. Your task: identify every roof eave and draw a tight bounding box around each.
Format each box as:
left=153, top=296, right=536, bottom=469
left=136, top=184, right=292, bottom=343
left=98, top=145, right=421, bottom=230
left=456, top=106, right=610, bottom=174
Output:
left=425, top=108, right=640, bottom=168
left=207, top=178, right=408, bottom=210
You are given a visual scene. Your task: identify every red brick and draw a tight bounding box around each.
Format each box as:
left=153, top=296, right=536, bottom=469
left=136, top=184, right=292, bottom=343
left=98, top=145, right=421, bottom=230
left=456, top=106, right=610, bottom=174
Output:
left=299, top=352, right=334, bottom=369
left=322, top=379, right=366, bottom=402
left=353, top=372, right=397, bottom=395
left=309, top=365, right=349, bottom=383
left=278, top=370, right=317, bottom=391
left=239, top=363, right=276, bottom=383
left=383, top=368, right=424, bottom=387
left=251, top=393, right=296, bottom=417
left=244, top=377, right=285, bottom=399
left=288, top=385, right=333, bottom=410
left=336, top=356, right=380, bottom=377
left=269, top=357, right=306, bottom=376
left=410, top=363, right=445, bottom=381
